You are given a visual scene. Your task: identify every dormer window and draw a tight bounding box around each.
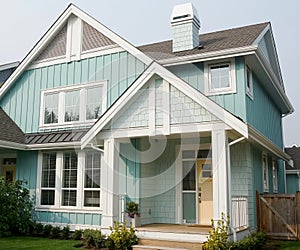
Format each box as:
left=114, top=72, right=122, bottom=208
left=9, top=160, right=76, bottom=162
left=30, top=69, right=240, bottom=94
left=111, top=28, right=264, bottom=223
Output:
left=204, top=58, right=236, bottom=96
left=40, top=81, right=106, bottom=129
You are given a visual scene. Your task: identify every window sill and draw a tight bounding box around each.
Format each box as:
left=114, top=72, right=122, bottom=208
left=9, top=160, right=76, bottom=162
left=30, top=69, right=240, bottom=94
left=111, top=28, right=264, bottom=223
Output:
left=205, top=88, right=236, bottom=96
left=39, top=121, right=96, bottom=130
left=35, top=206, right=103, bottom=214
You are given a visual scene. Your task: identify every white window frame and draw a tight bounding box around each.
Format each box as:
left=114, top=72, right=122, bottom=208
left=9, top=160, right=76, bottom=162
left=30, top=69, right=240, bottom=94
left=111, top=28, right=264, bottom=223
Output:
left=262, top=153, right=269, bottom=193
left=246, top=65, right=253, bottom=99
left=40, top=81, right=107, bottom=129
left=272, top=159, right=278, bottom=193
left=204, top=58, right=236, bottom=96
left=36, top=150, right=103, bottom=213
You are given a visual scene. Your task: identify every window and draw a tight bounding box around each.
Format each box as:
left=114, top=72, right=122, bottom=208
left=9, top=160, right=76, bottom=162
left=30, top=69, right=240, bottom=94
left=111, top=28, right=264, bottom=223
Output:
left=262, top=154, right=269, bottom=192
left=204, top=59, right=236, bottom=95
left=272, top=160, right=278, bottom=193
left=84, top=152, right=101, bottom=207
left=44, top=93, right=59, bottom=124
left=40, top=81, right=106, bottom=128
left=246, top=65, right=253, bottom=99
left=37, top=150, right=102, bottom=210
left=62, top=152, right=78, bottom=206
left=41, top=153, right=56, bottom=205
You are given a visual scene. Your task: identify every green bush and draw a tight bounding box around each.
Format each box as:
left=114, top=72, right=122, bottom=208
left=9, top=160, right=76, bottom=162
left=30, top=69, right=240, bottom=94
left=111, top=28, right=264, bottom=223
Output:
left=203, top=213, right=230, bottom=250
left=106, top=221, right=137, bottom=250
left=43, top=224, right=53, bottom=237
left=0, top=178, right=33, bottom=236
left=34, top=223, right=44, bottom=237
left=50, top=226, right=61, bottom=239
left=231, top=231, right=266, bottom=250
left=72, top=229, right=83, bottom=240
left=83, top=229, right=106, bottom=248
left=61, top=225, right=70, bottom=239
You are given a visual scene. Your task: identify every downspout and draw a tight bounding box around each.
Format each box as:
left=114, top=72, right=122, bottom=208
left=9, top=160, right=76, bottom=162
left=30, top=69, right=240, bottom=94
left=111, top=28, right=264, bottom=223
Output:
left=90, top=143, right=104, bottom=154
left=227, top=136, right=246, bottom=242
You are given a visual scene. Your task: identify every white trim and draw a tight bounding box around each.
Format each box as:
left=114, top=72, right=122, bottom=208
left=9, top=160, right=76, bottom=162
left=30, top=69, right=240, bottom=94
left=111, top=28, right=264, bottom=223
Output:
left=0, top=61, right=19, bottom=71
left=0, top=140, right=26, bottom=150
left=163, top=79, right=170, bottom=135
left=204, top=58, right=236, bottom=96
left=28, top=46, right=124, bottom=70
left=159, top=46, right=257, bottom=66
left=35, top=207, right=103, bottom=214
left=27, top=142, right=81, bottom=150
left=148, top=81, right=156, bottom=135
left=252, top=23, right=270, bottom=46
left=81, top=62, right=248, bottom=148
left=0, top=4, right=152, bottom=99
left=272, top=159, right=278, bottom=193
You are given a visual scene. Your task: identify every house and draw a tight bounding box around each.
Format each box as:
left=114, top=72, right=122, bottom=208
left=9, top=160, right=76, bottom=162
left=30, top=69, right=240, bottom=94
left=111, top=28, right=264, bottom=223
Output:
left=0, top=2, right=293, bottom=245
left=285, top=146, right=300, bottom=193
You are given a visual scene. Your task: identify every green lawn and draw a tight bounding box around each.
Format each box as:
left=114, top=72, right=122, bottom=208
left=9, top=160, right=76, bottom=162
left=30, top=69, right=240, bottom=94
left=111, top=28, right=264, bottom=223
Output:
left=264, top=240, right=300, bottom=250
left=0, top=236, right=82, bottom=250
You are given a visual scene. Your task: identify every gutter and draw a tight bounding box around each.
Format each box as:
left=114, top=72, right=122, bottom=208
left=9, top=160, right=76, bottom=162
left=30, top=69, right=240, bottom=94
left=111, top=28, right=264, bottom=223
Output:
left=227, top=136, right=246, bottom=242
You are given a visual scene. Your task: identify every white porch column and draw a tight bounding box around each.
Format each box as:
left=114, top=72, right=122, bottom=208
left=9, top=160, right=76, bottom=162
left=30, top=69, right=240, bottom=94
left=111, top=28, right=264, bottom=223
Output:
left=101, top=138, right=118, bottom=228
left=212, top=129, right=228, bottom=220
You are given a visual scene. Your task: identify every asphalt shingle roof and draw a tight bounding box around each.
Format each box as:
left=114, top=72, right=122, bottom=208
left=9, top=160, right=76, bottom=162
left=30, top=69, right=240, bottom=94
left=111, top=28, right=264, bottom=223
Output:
left=138, top=22, right=269, bottom=61
left=285, top=147, right=300, bottom=170
left=0, top=108, right=25, bottom=144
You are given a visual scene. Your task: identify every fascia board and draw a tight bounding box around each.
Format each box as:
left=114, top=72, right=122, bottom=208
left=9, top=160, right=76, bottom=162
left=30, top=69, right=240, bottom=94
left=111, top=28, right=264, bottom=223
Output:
left=248, top=125, right=291, bottom=161
left=26, top=142, right=81, bottom=150
left=0, top=140, right=26, bottom=150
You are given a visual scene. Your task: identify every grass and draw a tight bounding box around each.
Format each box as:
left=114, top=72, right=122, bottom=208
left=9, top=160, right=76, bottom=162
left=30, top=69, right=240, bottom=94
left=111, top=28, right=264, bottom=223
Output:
left=265, top=240, right=300, bottom=250
left=0, top=236, right=82, bottom=250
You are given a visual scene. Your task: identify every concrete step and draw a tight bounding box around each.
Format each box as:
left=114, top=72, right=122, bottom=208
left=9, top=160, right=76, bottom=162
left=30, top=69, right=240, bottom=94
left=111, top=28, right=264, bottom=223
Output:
left=132, top=245, right=187, bottom=250
left=136, top=239, right=202, bottom=250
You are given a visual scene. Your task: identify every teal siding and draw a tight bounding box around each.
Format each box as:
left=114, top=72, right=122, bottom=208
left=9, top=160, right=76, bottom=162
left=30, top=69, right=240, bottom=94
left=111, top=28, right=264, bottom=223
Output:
left=16, top=151, right=38, bottom=198
left=168, top=57, right=247, bottom=121
left=246, top=73, right=283, bottom=148
left=0, top=51, right=145, bottom=133
left=35, top=211, right=101, bottom=226
left=286, top=174, right=299, bottom=194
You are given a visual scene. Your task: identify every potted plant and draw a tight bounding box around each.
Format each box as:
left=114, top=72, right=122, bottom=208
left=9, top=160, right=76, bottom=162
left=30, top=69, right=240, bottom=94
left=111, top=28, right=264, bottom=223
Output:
left=125, top=201, right=141, bottom=227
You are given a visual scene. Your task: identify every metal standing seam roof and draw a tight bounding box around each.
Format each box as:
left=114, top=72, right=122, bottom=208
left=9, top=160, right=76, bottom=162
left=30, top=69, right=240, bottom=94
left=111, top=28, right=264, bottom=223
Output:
left=25, top=129, right=89, bottom=145
left=138, top=22, right=269, bottom=61
left=285, top=147, right=300, bottom=171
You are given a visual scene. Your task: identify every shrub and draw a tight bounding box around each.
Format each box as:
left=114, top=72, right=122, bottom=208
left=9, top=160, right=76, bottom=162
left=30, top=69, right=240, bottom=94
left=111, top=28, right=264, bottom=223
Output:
left=34, top=223, right=44, bottom=237
left=72, top=229, right=83, bottom=240
left=43, top=224, right=53, bottom=237
left=51, top=226, right=61, bottom=239
left=203, top=213, right=230, bottom=250
left=231, top=231, right=266, bottom=250
left=106, top=221, right=137, bottom=250
left=61, top=225, right=70, bottom=239
left=83, top=229, right=106, bottom=248
left=0, top=178, right=33, bottom=236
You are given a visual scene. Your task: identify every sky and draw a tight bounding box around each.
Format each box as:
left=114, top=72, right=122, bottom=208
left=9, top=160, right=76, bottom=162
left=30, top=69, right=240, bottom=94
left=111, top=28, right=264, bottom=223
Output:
left=0, top=0, right=299, bottom=146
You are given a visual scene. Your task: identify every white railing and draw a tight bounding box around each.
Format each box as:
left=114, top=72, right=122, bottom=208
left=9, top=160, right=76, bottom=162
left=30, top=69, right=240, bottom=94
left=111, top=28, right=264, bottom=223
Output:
left=231, top=196, right=248, bottom=230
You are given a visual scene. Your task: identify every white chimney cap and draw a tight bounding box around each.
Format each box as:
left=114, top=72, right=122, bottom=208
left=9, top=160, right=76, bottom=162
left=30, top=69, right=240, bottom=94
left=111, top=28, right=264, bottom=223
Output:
left=171, top=3, right=200, bottom=27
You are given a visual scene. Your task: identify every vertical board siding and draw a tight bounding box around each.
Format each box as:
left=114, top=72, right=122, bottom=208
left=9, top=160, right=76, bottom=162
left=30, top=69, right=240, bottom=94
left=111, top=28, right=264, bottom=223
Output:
left=16, top=150, right=38, bottom=199
left=0, top=51, right=145, bottom=133
left=168, top=58, right=246, bottom=121
left=246, top=73, right=283, bottom=148
left=35, top=211, right=101, bottom=226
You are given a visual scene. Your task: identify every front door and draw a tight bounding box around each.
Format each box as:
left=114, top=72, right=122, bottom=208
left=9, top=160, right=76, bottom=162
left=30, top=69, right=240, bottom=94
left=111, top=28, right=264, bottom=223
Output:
left=197, top=159, right=213, bottom=225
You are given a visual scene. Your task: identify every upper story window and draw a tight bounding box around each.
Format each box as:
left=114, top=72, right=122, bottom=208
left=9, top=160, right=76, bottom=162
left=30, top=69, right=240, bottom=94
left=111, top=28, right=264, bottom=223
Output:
left=41, top=81, right=106, bottom=128
left=246, top=65, right=253, bottom=99
left=204, top=58, right=236, bottom=96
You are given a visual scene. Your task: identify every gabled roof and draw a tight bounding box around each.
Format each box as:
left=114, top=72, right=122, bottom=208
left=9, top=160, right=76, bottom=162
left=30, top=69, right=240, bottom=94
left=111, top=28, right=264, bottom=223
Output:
left=0, top=108, right=24, bottom=144
left=0, top=4, right=152, bottom=99
left=81, top=61, right=248, bottom=148
left=285, top=147, right=300, bottom=171
left=138, top=22, right=269, bottom=61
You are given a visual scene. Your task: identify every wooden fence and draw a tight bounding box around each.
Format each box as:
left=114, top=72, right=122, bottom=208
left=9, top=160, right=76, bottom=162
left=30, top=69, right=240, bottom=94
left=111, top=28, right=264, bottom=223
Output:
left=256, top=191, right=300, bottom=240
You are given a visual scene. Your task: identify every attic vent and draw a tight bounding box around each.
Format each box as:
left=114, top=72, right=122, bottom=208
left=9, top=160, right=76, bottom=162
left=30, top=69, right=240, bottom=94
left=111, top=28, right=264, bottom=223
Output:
left=173, top=14, right=190, bottom=20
